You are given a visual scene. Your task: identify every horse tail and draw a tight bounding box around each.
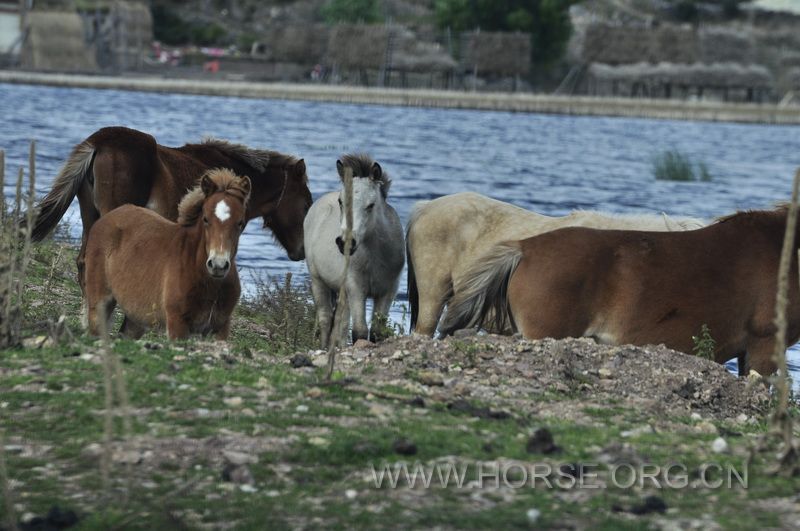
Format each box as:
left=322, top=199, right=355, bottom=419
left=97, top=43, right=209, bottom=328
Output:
left=29, top=140, right=95, bottom=241
left=405, top=200, right=429, bottom=332
left=406, top=237, right=419, bottom=331
left=439, top=241, right=523, bottom=337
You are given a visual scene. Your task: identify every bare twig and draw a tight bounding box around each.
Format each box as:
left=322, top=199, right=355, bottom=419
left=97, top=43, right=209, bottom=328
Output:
left=770, top=167, right=800, bottom=469
left=0, top=149, right=5, bottom=224
left=327, top=167, right=354, bottom=380
left=0, top=429, right=18, bottom=531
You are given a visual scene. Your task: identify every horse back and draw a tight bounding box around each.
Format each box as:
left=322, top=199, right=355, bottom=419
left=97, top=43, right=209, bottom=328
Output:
left=510, top=223, right=783, bottom=359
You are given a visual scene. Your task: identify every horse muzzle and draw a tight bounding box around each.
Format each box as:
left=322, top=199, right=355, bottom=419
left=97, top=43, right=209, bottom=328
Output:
left=335, top=236, right=357, bottom=256
left=206, top=256, right=231, bottom=279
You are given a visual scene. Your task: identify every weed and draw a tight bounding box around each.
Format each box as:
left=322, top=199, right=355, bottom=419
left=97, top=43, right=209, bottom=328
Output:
left=238, top=272, right=317, bottom=354
left=692, top=324, right=716, bottom=360
left=653, top=150, right=712, bottom=182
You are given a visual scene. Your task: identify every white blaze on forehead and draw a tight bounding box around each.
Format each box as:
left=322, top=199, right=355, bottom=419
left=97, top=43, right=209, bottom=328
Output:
left=214, top=199, right=231, bottom=222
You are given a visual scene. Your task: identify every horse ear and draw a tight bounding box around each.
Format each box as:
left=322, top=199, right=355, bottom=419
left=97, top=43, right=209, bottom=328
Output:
left=294, top=159, right=306, bottom=177
left=201, top=173, right=216, bottom=197
left=371, top=162, right=382, bottom=181
left=239, top=176, right=252, bottom=199
left=336, top=160, right=345, bottom=179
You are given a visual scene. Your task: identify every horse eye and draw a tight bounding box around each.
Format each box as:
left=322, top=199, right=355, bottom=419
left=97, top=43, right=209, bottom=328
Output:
left=203, top=216, right=209, bottom=225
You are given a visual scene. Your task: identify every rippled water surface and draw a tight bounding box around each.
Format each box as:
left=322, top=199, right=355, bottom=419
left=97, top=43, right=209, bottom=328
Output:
left=2, top=82, right=800, bottom=380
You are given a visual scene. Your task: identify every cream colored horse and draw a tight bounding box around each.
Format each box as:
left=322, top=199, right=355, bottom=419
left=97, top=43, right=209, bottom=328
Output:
left=406, top=192, right=706, bottom=336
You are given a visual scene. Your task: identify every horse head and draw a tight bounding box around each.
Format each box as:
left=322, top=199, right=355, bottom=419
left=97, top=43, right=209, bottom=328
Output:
left=334, top=155, right=391, bottom=256
left=199, top=170, right=251, bottom=279
left=256, top=159, right=312, bottom=262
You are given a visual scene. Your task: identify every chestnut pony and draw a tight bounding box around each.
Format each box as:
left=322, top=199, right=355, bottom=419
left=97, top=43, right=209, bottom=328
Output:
left=440, top=207, right=800, bottom=377
left=85, top=169, right=250, bottom=340
left=30, top=126, right=312, bottom=290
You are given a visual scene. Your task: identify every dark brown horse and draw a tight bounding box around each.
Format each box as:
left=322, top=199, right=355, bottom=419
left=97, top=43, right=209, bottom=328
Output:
left=440, top=207, right=800, bottom=377
left=85, top=168, right=250, bottom=340
left=31, top=126, right=312, bottom=290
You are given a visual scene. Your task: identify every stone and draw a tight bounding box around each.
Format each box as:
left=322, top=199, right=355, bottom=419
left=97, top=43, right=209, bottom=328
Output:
left=711, top=437, right=729, bottom=454
left=417, top=371, right=444, bottom=386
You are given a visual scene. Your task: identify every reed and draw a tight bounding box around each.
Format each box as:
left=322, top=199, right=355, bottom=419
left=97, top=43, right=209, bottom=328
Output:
left=327, top=166, right=353, bottom=380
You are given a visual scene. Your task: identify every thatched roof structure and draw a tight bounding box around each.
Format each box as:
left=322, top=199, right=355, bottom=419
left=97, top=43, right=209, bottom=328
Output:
left=260, top=23, right=329, bottom=64
left=582, top=23, right=698, bottom=65
left=787, top=67, right=800, bottom=89
left=699, top=27, right=754, bottom=64
left=328, top=24, right=388, bottom=70
left=460, top=31, right=530, bottom=76
left=589, top=62, right=773, bottom=88
left=391, top=26, right=455, bottom=72
left=22, top=11, right=97, bottom=72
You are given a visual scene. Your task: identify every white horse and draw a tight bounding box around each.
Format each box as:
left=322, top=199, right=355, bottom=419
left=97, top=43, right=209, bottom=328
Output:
left=406, top=192, right=706, bottom=336
left=304, top=154, right=405, bottom=348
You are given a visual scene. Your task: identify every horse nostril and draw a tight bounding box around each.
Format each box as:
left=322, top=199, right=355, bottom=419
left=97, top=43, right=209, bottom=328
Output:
left=223, top=261, right=230, bottom=271
left=206, top=259, right=213, bottom=269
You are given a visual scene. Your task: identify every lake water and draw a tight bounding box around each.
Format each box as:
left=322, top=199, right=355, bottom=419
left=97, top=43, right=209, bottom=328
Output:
left=2, top=82, right=800, bottom=381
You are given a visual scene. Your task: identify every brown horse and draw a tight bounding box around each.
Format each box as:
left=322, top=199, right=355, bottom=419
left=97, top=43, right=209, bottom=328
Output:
left=30, top=126, right=312, bottom=290
left=85, top=168, right=250, bottom=340
left=440, top=207, right=800, bottom=377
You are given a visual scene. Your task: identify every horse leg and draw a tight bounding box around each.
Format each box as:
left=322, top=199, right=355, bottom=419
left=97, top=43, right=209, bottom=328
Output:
left=747, top=337, right=777, bottom=378
left=88, top=296, right=115, bottom=337
left=76, top=180, right=100, bottom=295
left=370, top=291, right=396, bottom=342
left=414, top=276, right=451, bottom=337
left=349, top=288, right=369, bottom=343
left=310, top=279, right=334, bottom=349
left=119, top=317, right=146, bottom=339
left=214, top=319, right=231, bottom=341
left=166, top=313, right=190, bottom=341
left=736, top=352, right=749, bottom=377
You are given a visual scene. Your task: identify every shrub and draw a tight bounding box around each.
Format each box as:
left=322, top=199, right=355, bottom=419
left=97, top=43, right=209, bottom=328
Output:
left=321, top=0, right=381, bottom=24
left=652, top=150, right=712, bottom=182
left=241, top=272, right=318, bottom=354
left=692, top=324, right=716, bottom=360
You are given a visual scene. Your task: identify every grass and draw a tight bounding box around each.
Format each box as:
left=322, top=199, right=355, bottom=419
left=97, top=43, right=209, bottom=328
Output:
left=1, top=165, right=800, bottom=527
left=652, top=149, right=712, bottom=182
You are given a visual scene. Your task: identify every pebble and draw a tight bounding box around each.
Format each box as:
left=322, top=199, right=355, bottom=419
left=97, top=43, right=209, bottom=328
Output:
left=736, top=413, right=748, bottom=423
left=239, top=484, right=258, bottom=493
left=223, top=450, right=258, bottom=465
left=353, top=339, right=374, bottom=349
left=309, top=436, right=329, bottom=447
left=306, top=387, right=324, bottom=398
left=392, top=438, right=418, bottom=456
left=417, top=371, right=444, bottom=386
left=598, top=367, right=613, bottom=379
left=526, top=508, right=541, bottom=524
left=711, top=437, right=729, bottom=454
left=694, top=421, right=718, bottom=435
left=526, top=428, right=560, bottom=454
left=295, top=404, right=309, bottom=413
left=345, top=489, right=358, bottom=500
left=196, top=408, right=210, bottom=417
left=178, top=384, right=191, bottom=391
left=690, top=412, right=703, bottom=421
left=224, top=397, right=243, bottom=408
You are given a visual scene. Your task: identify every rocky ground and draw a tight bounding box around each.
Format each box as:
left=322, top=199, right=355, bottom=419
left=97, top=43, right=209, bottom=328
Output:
left=1, top=242, right=800, bottom=530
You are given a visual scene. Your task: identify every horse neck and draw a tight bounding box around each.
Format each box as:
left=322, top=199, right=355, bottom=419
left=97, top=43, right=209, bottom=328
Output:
left=246, top=165, right=286, bottom=221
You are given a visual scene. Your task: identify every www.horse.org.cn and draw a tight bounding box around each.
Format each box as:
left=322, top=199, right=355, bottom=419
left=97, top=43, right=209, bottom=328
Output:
left=369, top=461, right=748, bottom=490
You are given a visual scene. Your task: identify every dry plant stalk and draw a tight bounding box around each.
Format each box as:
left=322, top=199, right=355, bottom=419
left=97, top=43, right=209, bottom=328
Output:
left=770, top=167, right=800, bottom=468
left=0, top=429, right=18, bottom=531
left=98, top=309, right=134, bottom=502
left=327, top=167, right=354, bottom=380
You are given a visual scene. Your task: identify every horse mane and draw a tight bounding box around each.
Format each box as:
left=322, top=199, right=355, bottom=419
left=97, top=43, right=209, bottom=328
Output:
left=200, top=138, right=300, bottom=173
left=177, top=168, right=250, bottom=226
left=339, top=153, right=392, bottom=198
left=715, top=204, right=789, bottom=225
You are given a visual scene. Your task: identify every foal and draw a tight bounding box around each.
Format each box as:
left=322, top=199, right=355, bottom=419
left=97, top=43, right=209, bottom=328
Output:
left=84, top=169, right=251, bottom=340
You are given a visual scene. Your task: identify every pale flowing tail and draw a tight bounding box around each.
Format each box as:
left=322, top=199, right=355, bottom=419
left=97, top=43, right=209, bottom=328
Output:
left=29, top=141, right=95, bottom=241
left=438, top=241, right=523, bottom=337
